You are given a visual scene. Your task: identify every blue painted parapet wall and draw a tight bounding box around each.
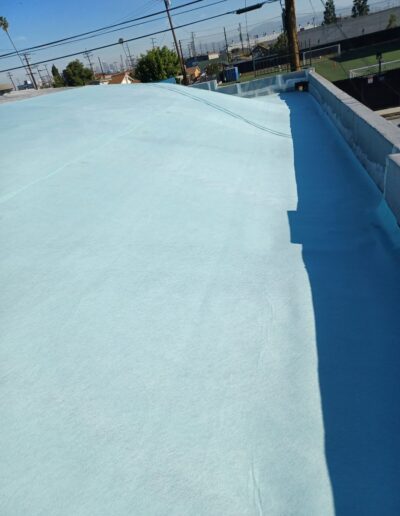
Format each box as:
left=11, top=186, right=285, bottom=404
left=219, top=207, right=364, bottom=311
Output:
left=218, top=71, right=307, bottom=97
left=191, top=71, right=307, bottom=97
left=308, top=71, right=400, bottom=225
left=192, top=70, right=400, bottom=225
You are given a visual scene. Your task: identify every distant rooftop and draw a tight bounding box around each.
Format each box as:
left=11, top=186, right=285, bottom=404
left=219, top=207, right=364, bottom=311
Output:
left=0, top=87, right=72, bottom=104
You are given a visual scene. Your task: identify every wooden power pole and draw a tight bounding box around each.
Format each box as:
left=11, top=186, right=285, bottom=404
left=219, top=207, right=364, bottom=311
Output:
left=23, top=54, right=38, bottom=89
left=164, top=0, right=188, bottom=85
left=224, top=27, right=230, bottom=63
left=7, top=72, right=16, bottom=90
left=284, top=0, right=300, bottom=71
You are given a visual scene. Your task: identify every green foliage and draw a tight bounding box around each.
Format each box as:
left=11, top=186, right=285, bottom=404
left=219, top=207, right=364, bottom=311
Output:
left=51, top=64, right=65, bottom=87
left=62, top=60, right=94, bottom=86
left=205, top=62, right=220, bottom=77
left=0, top=15, right=27, bottom=71
left=271, top=32, right=288, bottom=54
left=323, top=0, right=337, bottom=25
left=0, top=16, right=9, bottom=32
left=352, top=0, right=370, bottom=17
left=387, top=13, right=397, bottom=29
left=134, top=46, right=180, bottom=83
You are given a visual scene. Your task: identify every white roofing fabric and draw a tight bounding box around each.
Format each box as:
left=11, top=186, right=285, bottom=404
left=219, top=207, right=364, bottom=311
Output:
left=1, top=84, right=400, bottom=515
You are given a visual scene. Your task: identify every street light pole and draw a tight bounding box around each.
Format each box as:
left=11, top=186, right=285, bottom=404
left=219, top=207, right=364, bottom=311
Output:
left=163, top=0, right=188, bottom=85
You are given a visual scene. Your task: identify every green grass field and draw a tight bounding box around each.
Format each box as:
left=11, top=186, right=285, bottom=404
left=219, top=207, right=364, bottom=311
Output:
left=312, top=40, right=400, bottom=81
left=238, top=40, right=400, bottom=84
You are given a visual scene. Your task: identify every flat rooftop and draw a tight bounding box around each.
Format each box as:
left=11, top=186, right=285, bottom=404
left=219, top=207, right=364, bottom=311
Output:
left=1, top=84, right=400, bottom=515
left=0, top=87, right=73, bottom=104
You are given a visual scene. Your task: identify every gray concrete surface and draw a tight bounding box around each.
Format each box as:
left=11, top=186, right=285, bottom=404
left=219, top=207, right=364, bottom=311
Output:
left=0, top=87, right=73, bottom=104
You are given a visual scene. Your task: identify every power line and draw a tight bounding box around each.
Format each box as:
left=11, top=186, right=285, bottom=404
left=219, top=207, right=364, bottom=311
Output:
left=0, top=2, right=276, bottom=74
left=0, top=0, right=228, bottom=61
left=0, top=0, right=211, bottom=60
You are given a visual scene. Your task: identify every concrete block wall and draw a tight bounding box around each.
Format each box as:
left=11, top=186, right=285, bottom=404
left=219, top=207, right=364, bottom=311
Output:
left=309, top=71, right=400, bottom=224
left=386, top=154, right=400, bottom=223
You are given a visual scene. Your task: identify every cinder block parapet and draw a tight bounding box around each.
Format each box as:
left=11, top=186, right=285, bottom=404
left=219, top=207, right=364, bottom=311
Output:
left=385, top=154, right=400, bottom=224
left=308, top=71, right=400, bottom=224
left=308, top=71, right=400, bottom=191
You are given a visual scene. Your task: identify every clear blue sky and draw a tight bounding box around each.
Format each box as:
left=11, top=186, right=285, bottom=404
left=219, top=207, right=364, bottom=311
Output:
left=0, top=0, right=393, bottom=82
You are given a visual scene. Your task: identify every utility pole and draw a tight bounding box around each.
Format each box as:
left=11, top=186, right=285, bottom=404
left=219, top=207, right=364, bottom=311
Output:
left=191, top=32, right=196, bottom=57
left=119, top=38, right=133, bottom=69
left=98, top=57, right=105, bottom=78
left=163, top=0, right=188, bottom=85
left=126, top=43, right=134, bottom=69
left=37, top=68, right=46, bottom=87
left=83, top=50, right=95, bottom=75
left=238, top=23, right=244, bottom=53
left=44, top=64, right=52, bottom=84
left=7, top=72, right=16, bottom=90
left=23, top=54, right=38, bottom=89
left=244, top=0, right=251, bottom=53
left=284, top=0, right=300, bottom=71
left=179, top=40, right=185, bottom=63
left=224, top=27, right=230, bottom=62
left=150, top=37, right=156, bottom=49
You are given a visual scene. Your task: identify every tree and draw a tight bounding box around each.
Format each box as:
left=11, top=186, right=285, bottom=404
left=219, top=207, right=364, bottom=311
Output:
left=387, top=13, right=397, bottom=29
left=323, top=0, right=337, bottom=25
left=0, top=16, right=27, bottom=73
left=271, top=32, right=288, bottom=54
left=51, top=64, right=65, bottom=87
left=205, top=62, right=221, bottom=78
left=352, top=0, right=370, bottom=17
left=134, top=46, right=180, bottom=83
left=62, top=60, right=94, bottom=86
